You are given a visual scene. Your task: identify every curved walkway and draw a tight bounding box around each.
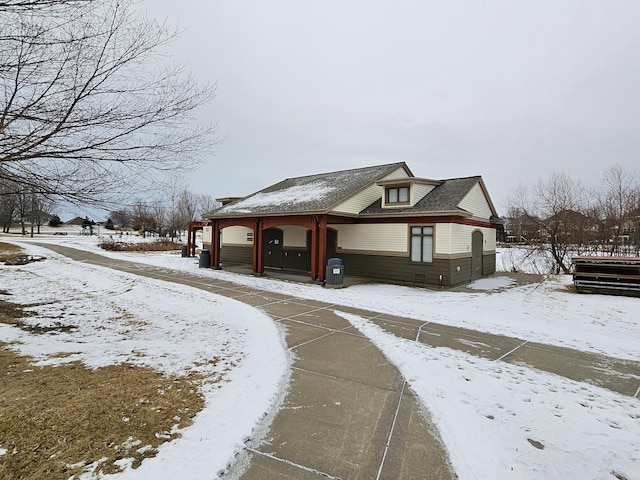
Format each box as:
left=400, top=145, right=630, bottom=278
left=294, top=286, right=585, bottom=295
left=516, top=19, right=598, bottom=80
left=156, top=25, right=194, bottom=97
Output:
left=36, top=244, right=640, bottom=479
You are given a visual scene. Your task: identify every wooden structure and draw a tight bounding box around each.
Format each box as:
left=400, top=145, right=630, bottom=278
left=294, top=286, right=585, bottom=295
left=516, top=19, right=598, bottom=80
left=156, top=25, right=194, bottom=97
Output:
left=186, top=221, right=205, bottom=257
left=573, top=256, right=640, bottom=297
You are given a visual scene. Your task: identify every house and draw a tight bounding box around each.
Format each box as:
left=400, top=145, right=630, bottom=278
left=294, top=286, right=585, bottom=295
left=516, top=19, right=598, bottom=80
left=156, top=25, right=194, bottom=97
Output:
left=202, top=162, right=500, bottom=287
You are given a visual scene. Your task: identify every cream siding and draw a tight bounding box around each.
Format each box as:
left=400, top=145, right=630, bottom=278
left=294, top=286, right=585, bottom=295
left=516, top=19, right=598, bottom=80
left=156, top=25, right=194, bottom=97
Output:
left=203, top=226, right=212, bottom=244
left=332, top=183, right=384, bottom=215
left=382, top=167, right=412, bottom=181
left=434, top=223, right=452, bottom=254
left=458, top=183, right=493, bottom=219
left=221, top=225, right=253, bottom=245
left=332, top=166, right=410, bottom=214
left=449, top=224, right=496, bottom=254
left=334, top=223, right=408, bottom=253
left=282, top=225, right=307, bottom=247
left=411, top=183, right=436, bottom=204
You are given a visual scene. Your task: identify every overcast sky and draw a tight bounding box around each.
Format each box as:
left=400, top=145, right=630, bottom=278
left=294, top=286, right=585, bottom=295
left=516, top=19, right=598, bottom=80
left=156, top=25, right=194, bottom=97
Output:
left=139, top=0, right=640, bottom=215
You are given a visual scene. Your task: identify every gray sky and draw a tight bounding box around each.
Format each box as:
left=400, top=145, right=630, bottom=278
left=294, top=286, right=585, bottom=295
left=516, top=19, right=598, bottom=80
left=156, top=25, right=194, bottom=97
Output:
left=141, top=0, right=640, bottom=215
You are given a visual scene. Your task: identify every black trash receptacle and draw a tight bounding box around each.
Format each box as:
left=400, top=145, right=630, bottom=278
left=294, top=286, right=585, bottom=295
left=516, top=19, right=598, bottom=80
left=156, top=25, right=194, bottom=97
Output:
left=181, top=244, right=188, bottom=257
left=325, top=258, right=344, bottom=288
left=199, top=249, right=210, bottom=268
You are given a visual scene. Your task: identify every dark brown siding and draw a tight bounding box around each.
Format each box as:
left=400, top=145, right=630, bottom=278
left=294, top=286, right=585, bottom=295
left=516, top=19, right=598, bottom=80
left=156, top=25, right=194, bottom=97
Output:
left=221, top=245, right=253, bottom=265
left=219, top=247, right=496, bottom=286
left=283, top=247, right=308, bottom=271
left=483, top=253, right=496, bottom=276
left=339, top=253, right=461, bottom=287
left=338, top=252, right=495, bottom=287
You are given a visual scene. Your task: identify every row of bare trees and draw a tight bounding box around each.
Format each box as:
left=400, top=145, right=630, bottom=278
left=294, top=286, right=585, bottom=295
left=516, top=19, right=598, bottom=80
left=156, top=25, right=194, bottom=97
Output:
left=1, top=175, right=219, bottom=239
left=505, top=164, right=640, bottom=273
left=109, top=185, right=220, bottom=240
left=0, top=178, right=53, bottom=234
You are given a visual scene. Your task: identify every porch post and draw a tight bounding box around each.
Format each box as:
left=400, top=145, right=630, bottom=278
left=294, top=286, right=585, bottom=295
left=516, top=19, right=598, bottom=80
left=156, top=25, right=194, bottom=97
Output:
left=191, top=227, right=197, bottom=256
left=253, top=218, right=265, bottom=275
left=211, top=221, right=221, bottom=268
left=310, top=217, right=319, bottom=280
left=186, top=222, right=193, bottom=256
left=318, top=215, right=328, bottom=283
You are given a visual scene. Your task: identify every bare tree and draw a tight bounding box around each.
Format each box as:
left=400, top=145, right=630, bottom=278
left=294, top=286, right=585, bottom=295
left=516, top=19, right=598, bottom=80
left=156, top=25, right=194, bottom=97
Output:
left=596, top=164, right=639, bottom=255
left=130, top=200, right=156, bottom=236
left=151, top=198, right=168, bottom=238
left=197, top=194, right=220, bottom=220
left=177, top=189, right=198, bottom=228
left=1, top=0, right=216, bottom=206
left=0, top=178, right=17, bottom=232
left=28, top=191, right=53, bottom=235
left=509, top=172, right=588, bottom=274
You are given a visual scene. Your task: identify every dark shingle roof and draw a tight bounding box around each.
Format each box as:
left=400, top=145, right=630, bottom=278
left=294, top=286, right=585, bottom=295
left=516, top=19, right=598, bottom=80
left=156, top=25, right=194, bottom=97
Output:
left=206, top=162, right=409, bottom=217
left=360, top=176, right=482, bottom=215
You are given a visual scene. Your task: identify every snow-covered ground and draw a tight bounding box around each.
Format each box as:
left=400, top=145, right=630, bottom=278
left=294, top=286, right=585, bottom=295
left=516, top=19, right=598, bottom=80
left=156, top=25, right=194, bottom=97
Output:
left=0, top=240, right=288, bottom=479
left=2, top=235, right=639, bottom=480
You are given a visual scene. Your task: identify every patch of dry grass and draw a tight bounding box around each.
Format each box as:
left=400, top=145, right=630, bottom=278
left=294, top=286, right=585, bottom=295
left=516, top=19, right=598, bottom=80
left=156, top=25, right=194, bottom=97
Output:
left=98, top=239, right=181, bottom=252
left=0, top=299, right=208, bottom=480
left=0, top=242, right=24, bottom=262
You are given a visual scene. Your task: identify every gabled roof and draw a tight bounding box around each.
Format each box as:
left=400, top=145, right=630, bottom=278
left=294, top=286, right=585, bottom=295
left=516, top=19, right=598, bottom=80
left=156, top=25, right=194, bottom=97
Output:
left=360, top=176, right=486, bottom=216
left=64, top=216, right=87, bottom=225
left=206, top=162, right=410, bottom=218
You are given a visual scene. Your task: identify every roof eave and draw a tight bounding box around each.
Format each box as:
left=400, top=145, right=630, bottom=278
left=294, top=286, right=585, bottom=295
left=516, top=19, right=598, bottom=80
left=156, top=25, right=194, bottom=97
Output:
left=360, top=209, right=472, bottom=219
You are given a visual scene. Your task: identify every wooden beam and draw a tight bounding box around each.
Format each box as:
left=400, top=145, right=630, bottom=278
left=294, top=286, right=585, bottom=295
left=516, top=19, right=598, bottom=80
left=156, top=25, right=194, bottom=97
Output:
left=318, top=215, right=328, bottom=283
left=253, top=218, right=265, bottom=275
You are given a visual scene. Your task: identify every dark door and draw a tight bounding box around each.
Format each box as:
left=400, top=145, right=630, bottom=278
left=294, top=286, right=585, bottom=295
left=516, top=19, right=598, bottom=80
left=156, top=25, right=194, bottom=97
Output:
left=471, top=230, right=483, bottom=280
left=264, top=228, right=283, bottom=269
left=327, top=229, right=337, bottom=259
left=305, top=228, right=338, bottom=271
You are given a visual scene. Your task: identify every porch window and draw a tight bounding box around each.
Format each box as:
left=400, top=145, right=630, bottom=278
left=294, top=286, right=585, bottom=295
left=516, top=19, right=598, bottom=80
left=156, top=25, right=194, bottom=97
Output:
left=410, top=226, right=433, bottom=262
left=386, top=186, right=409, bottom=204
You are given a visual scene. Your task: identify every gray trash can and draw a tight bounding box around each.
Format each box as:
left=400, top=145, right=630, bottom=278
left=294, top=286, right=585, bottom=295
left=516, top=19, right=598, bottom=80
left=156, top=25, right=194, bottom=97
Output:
left=325, top=258, right=344, bottom=288
left=181, top=244, right=188, bottom=257
left=199, top=249, right=210, bottom=268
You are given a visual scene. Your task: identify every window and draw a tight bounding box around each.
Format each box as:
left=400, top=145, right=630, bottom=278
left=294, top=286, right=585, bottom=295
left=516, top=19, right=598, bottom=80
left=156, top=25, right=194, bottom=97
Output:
left=410, top=226, right=433, bottom=262
left=386, top=186, right=409, bottom=204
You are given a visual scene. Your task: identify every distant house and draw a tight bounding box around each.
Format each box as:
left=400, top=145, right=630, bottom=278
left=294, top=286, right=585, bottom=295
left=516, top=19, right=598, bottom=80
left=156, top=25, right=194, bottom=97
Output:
left=202, top=162, right=500, bottom=287
left=64, top=216, right=87, bottom=226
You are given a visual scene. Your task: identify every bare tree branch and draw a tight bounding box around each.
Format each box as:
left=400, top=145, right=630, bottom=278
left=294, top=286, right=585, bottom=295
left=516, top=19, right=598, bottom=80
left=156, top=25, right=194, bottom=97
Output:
left=1, top=0, right=217, bottom=206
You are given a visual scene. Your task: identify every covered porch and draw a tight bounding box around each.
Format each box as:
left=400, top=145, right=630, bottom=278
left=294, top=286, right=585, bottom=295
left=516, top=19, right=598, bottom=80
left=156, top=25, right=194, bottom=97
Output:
left=206, top=214, right=352, bottom=283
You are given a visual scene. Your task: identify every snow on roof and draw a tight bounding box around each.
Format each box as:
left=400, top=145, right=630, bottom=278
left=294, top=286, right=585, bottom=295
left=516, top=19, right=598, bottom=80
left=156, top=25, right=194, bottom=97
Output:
left=208, top=162, right=408, bottom=217
left=221, top=181, right=336, bottom=214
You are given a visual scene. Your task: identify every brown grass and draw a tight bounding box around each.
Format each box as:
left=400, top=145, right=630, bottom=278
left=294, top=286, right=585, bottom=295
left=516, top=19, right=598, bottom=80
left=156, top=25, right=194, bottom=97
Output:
left=0, top=299, right=208, bottom=480
left=0, top=242, right=25, bottom=263
left=98, top=239, right=182, bottom=252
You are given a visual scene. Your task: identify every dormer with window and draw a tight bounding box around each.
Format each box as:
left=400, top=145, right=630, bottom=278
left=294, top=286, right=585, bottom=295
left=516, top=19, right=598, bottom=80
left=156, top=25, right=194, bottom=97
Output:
left=386, top=184, right=410, bottom=205
left=378, top=178, right=442, bottom=208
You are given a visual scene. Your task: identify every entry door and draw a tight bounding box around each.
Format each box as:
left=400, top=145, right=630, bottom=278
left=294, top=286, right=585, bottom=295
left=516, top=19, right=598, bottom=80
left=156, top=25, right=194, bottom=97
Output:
left=326, top=229, right=337, bottom=259
left=471, top=230, right=483, bottom=280
left=264, top=228, right=283, bottom=269
left=305, top=228, right=338, bottom=271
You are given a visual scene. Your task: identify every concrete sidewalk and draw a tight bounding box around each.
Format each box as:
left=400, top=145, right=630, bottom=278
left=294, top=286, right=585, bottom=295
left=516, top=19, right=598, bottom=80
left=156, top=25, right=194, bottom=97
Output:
left=36, top=244, right=640, bottom=479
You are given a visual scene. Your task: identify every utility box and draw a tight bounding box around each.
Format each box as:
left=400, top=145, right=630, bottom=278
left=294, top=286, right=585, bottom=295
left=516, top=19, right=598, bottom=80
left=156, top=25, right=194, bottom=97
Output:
left=199, top=249, right=210, bottom=268
left=325, top=258, right=344, bottom=288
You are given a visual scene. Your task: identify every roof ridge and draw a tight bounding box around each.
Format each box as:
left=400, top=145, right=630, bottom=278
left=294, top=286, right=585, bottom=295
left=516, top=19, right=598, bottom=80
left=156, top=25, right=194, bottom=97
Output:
left=280, top=162, right=408, bottom=183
